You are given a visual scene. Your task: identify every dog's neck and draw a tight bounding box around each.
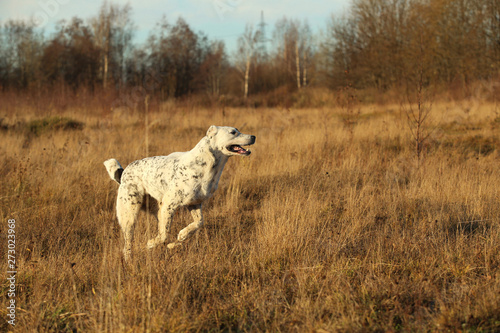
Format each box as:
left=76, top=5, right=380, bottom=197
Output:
left=189, top=136, right=230, bottom=176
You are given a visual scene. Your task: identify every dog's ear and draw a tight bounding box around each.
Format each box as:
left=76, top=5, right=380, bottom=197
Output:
left=206, top=125, right=218, bottom=138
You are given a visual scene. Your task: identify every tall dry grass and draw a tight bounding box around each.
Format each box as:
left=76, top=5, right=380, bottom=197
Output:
left=0, top=101, right=499, bottom=332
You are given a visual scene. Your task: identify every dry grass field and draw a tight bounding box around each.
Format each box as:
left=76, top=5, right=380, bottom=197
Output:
left=1, top=101, right=500, bottom=332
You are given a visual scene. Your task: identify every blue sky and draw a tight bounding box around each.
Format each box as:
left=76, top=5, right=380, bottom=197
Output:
left=0, top=0, right=351, bottom=52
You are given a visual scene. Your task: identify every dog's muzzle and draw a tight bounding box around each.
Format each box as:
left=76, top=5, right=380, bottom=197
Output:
left=227, top=135, right=256, bottom=156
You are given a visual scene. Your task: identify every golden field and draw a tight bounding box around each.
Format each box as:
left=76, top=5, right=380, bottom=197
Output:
left=0, top=101, right=499, bottom=332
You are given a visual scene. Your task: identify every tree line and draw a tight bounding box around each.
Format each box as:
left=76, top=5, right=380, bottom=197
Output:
left=0, top=0, right=498, bottom=106
left=323, top=0, right=500, bottom=92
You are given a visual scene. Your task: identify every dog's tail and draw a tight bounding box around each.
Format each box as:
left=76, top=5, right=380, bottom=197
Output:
left=104, top=159, right=124, bottom=184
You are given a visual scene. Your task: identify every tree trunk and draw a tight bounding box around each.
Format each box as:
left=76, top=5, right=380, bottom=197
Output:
left=296, top=43, right=301, bottom=89
left=302, top=51, right=307, bottom=87
left=103, top=52, right=108, bottom=89
left=244, top=55, right=250, bottom=99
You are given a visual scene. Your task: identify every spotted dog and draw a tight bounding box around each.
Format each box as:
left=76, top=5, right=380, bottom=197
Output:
left=104, top=125, right=256, bottom=261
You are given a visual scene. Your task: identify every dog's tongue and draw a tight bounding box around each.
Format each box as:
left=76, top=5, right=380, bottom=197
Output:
left=234, top=145, right=247, bottom=153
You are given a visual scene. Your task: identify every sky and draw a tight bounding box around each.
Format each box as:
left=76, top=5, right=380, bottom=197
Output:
left=0, top=0, right=351, bottom=52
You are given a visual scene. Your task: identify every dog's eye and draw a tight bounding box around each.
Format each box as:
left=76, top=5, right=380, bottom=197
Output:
left=229, top=130, right=236, bottom=135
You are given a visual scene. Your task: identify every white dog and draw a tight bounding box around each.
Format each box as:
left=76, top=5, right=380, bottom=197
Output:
left=104, top=125, right=256, bottom=260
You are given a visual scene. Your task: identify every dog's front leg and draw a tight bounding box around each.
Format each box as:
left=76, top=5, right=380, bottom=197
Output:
left=147, top=201, right=177, bottom=249
left=167, top=204, right=204, bottom=249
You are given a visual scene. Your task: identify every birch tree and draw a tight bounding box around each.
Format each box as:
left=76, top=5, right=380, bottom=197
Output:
left=235, top=24, right=260, bottom=99
left=90, top=2, right=133, bottom=89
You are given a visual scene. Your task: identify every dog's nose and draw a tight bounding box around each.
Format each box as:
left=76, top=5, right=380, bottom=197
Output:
left=250, top=135, right=256, bottom=143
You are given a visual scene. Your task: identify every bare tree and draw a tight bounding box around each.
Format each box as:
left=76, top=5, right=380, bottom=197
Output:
left=299, top=21, right=313, bottom=88
left=146, top=17, right=208, bottom=99
left=0, top=19, right=44, bottom=90
left=235, top=24, right=260, bottom=99
left=271, top=18, right=313, bottom=90
left=272, top=18, right=297, bottom=87
left=90, top=1, right=133, bottom=89
left=198, top=40, right=227, bottom=97
left=41, top=18, right=100, bottom=90
left=402, top=40, right=434, bottom=170
left=485, top=0, right=500, bottom=70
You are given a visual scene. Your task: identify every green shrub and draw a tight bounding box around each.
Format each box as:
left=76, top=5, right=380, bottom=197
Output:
left=26, top=116, right=84, bottom=136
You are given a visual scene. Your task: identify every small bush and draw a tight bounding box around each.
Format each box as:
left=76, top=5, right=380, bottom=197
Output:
left=26, top=116, right=84, bottom=136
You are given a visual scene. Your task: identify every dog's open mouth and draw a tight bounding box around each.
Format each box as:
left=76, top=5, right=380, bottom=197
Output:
left=227, top=145, right=251, bottom=155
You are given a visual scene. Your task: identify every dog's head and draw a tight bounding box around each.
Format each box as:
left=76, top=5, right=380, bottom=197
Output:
left=206, top=125, right=256, bottom=156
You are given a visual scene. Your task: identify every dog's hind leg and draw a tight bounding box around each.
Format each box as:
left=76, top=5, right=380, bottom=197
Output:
left=167, top=204, right=204, bottom=249
left=116, top=184, right=143, bottom=261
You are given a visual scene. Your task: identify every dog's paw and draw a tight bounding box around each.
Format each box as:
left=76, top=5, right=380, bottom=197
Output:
left=123, top=250, right=132, bottom=262
left=146, top=239, right=158, bottom=249
left=166, top=242, right=182, bottom=250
